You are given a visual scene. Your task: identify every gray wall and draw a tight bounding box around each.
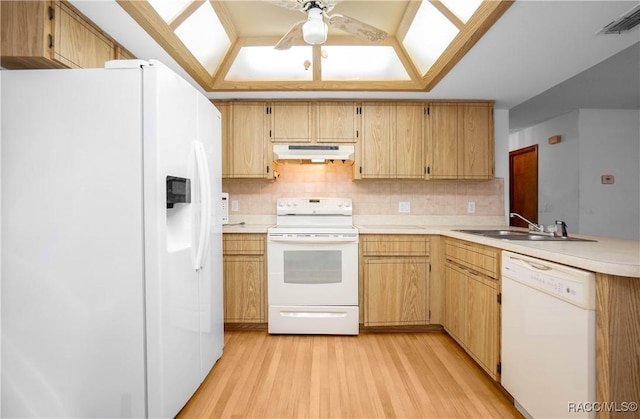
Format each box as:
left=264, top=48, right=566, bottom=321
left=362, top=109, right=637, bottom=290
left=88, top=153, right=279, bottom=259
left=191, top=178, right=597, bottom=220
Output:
left=509, top=109, right=640, bottom=240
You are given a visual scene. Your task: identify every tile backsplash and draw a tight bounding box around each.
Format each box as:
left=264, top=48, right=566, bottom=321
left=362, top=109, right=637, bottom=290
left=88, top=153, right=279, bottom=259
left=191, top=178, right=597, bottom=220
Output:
left=222, top=162, right=505, bottom=224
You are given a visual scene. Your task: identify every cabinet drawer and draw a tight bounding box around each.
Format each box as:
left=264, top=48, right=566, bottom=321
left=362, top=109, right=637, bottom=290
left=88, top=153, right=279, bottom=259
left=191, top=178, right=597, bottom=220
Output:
left=223, top=233, right=265, bottom=255
left=445, top=239, right=499, bottom=278
left=361, top=235, right=430, bottom=256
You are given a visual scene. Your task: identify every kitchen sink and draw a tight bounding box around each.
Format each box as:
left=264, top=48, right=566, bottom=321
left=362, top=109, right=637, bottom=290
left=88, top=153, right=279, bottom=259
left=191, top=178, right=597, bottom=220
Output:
left=455, top=229, right=597, bottom=242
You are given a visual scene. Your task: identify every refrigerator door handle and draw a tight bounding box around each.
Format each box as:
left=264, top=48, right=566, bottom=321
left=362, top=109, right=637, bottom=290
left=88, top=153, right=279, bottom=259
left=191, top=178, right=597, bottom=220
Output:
left=194, top=141, right=212, bottom=270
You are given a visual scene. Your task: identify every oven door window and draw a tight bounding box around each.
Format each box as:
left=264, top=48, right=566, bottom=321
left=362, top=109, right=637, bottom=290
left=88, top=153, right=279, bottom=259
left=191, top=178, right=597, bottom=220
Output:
left=283, top=250, right=341, bottom=284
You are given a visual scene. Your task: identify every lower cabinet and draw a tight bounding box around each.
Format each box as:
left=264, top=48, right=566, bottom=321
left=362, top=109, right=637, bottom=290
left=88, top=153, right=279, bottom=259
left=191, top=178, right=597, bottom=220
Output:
left=362, top=235, right=430, bottom=326
left=444, top=238, right=500, bottom=380
left=223, top=233, right=266, bottom=323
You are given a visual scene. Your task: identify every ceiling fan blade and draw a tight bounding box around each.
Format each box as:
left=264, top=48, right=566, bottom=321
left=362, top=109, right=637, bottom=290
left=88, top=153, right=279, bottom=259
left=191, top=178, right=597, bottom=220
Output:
left=275, top=20, right=305, bottom=50
left=327, top=14, right=387, bottom=43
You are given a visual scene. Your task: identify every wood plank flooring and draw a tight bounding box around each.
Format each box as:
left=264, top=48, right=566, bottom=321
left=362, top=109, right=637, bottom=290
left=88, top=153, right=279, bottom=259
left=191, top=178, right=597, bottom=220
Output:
left=178, top=331, right=522, bottom=419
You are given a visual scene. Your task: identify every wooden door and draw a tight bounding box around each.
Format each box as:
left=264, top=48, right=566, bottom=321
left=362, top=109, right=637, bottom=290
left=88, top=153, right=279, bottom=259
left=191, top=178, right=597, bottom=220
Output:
left=223, top=256, right=264, bottom=323
left=466, top=274, right=500, bottom=379
left=428, top=103, right=458, bottom=179
left=230, top=102, right=268, bottom=178
left=459, top=104, right=493, bottom=179
left=395, top=103, right=424, bottom=178
left=361, top=103, right=393, bottom=178
left=509, top=145, right=538, bottom=227
left=54, top=1, right=115, bottom=69
left=444, top=263, right=467, bottom=342
left=364, top=257, right=427, bottom=326
left=270, top=102, right=311, bottom=143
left=316, top=102, right=358, bottom=143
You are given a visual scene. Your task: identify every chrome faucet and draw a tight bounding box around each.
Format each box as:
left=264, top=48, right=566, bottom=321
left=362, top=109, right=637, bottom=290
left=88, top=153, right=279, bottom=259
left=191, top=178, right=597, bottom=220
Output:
left=509, top=212, right=544, bottom=233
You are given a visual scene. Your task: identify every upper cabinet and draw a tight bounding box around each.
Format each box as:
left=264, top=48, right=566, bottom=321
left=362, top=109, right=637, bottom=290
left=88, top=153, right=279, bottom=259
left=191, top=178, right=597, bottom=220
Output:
left=269, top=102, right=312, bottom=143
left=227, top=102, right=272, bottom=179
left=1, top=1, right=133, bottom=70
left=316, top=102, right=360, bottom=143
left=221, top=100, right=494, bottom=181
left=357, top=102, right=424, bottom=179
left=426, top=102, right=494, bottom=180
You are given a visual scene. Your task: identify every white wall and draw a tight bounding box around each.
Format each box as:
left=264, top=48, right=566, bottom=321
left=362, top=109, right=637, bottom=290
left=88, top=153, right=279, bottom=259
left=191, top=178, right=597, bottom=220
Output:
left=509, top=110, right=581, bottom=231
left=509, top=109, right=640, bottom=240
left=578, top=109, right=640, bottom=240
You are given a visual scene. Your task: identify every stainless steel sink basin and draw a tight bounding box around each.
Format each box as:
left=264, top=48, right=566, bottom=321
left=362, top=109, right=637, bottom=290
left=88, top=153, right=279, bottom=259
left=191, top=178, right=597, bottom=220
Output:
left=455, top=229, right=597, bottom=242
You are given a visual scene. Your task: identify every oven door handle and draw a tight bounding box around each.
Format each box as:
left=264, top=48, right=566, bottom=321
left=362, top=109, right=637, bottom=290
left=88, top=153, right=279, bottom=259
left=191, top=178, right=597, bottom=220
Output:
left=268, top=236, right=358, bottom=244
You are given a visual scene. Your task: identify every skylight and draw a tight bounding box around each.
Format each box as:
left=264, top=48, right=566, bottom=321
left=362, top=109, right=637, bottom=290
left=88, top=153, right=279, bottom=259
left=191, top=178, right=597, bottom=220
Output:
left=119, top=0, right=512, bottom=92
left=174, top=2, right=230, bottom=74
left=226, top=47, right=313, bottom=81
left=321, top=46, right=410, bottom=81
left=402, top=1, right=460, bottom=75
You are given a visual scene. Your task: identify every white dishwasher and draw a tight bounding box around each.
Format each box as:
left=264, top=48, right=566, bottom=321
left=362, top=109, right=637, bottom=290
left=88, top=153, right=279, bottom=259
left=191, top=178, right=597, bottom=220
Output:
left=501, top=251, right=596, bottom=419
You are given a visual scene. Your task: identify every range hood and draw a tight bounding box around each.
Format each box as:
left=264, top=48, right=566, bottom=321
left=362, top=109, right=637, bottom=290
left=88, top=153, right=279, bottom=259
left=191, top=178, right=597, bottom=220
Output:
left=273, top=144, right=355, bottom=162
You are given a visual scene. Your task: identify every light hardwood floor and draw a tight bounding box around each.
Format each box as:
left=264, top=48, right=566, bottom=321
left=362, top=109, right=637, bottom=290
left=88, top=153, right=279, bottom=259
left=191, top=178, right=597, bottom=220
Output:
left=178, top=331, right=522, bottom=419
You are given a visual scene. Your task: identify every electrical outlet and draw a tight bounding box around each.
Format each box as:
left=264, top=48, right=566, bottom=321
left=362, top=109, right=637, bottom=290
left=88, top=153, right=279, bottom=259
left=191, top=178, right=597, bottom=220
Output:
left=467, top=201, right=476, bottom=214
left=399, top=201, right=410, bottom=213
left=231, top=200, right=239, bottom=212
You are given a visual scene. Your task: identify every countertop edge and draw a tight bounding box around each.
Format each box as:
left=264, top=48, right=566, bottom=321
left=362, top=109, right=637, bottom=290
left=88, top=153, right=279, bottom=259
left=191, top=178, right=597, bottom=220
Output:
left=223, top=224, right=640, bottom=277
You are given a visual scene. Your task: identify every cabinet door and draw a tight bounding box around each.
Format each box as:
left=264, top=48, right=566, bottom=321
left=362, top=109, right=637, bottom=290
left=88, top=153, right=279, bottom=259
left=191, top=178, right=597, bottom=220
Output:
left=361, top=103, right=393, bottom=178
left=459, top=104, right=493, bottom=179
left=444, top=262, right=467, bottom=342
left=54, top=1, right=115, bottom=69
left=364, top=257, right=428, bottom=326
left=316, top=102, right=359, bottom=143
left=428, top=103, right=458, bottom=179
left=270, top=102, right=311, bottom=143
left=230, top=102, right=269, bottom=178
left=466, top=274, right=500, bottom=378
left=395, top=103, right=424, bottom=178
left=223, top=255, right=265, bottom=323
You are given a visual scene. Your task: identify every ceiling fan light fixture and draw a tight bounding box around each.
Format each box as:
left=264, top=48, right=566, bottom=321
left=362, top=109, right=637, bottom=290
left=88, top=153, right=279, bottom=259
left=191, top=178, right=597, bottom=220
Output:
left=302, top=7, right=327, bottom=45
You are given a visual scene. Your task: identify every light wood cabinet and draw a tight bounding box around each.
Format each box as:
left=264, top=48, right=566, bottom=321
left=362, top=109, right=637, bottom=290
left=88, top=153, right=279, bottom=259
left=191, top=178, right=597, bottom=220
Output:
left=223, top=234, right=266, bottom=323
left=361, top=235, right=430, bottom=326
left=316, top=101, right=360, bottom=143
left=426, top=102, right=494, bottom=180
left=444, top=238, right=500, bottom=380
left=227, top=102, right=272, bottom=178
left=358, top=103, right=424, bottom=179
left=269, top=102, right=312, bottom=143
left=1, top=1, right=132, bottom=70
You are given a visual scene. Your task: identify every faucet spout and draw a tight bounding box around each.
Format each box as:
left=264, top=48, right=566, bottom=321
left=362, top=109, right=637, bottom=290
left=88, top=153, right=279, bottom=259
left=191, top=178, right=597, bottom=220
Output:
left=509, top=212, right=543, bottom=232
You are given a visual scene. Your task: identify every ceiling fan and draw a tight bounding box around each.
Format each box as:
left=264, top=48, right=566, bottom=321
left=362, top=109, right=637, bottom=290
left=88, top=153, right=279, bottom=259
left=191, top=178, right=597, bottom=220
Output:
left=267, top=0, right=388, bottom=50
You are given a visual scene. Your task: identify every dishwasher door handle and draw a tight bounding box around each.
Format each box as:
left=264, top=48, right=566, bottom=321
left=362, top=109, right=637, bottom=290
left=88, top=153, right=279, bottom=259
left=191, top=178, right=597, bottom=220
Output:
left=507, top=255, right=552, bottom=271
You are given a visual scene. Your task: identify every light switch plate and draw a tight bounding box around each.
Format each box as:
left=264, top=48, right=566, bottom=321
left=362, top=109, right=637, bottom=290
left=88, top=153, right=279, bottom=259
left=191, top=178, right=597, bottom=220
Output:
left=231, top=200, right=239, bottom=211
left=467, top=201, right=476, bottom=213
left=399, top=201, right=410, bottom=213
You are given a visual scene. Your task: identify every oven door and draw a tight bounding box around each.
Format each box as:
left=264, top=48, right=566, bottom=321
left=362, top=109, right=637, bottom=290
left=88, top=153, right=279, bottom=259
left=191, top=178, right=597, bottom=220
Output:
left=267, top=234, right=358, bottom=306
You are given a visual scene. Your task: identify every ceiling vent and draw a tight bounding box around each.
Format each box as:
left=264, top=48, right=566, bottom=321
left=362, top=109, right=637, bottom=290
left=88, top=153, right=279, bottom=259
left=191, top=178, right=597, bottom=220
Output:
left=598, top=3, right=640, bottom=34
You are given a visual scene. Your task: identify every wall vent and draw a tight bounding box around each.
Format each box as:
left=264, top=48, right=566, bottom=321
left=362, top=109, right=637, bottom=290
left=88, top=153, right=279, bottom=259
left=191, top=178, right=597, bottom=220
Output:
left=598, top=4, right=640, bottom=34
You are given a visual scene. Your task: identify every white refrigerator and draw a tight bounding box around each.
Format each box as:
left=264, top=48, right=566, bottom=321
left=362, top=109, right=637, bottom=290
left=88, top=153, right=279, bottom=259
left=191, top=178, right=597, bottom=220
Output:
left=1, top=60, right=224, bottom=418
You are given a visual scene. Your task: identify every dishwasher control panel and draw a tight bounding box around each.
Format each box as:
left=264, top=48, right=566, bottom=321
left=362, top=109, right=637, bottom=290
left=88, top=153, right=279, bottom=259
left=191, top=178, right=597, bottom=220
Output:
left=502, top=251, right=596, bottom=309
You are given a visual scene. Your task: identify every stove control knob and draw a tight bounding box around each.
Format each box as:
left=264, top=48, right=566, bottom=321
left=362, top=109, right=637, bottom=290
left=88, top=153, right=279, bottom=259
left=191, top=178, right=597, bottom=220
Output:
left=286, top=202, right=293, bottom=207
left=278, top=201, right=285, bottom=207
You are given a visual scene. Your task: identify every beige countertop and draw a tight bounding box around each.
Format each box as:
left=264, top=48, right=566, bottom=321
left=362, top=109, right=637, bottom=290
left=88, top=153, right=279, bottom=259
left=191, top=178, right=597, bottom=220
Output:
left=222, top=223, right=640, bottom=277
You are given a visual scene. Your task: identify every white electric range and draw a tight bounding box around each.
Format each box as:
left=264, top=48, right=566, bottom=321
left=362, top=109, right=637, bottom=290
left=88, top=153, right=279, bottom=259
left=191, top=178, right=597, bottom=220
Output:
left=267, top=198, right=359, bottom=335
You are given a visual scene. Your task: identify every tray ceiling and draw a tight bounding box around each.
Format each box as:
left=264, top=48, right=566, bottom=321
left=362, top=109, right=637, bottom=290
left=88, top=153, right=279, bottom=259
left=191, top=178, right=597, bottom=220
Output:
left=116, top=0, right=513, bottom=92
